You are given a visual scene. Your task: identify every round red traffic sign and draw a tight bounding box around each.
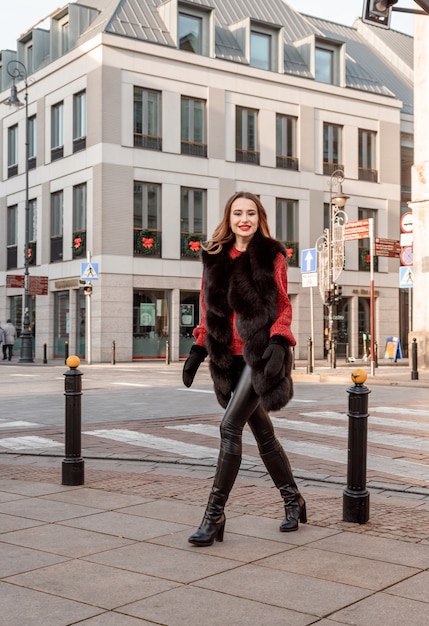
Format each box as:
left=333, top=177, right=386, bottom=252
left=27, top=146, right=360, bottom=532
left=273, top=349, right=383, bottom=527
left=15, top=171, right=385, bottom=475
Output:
left=400, top=212, right=413, bottom=233
left=400, top=246, right=413, bottom=266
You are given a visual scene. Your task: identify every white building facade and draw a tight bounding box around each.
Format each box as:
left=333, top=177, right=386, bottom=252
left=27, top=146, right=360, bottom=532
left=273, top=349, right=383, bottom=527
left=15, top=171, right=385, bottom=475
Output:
left=0, top=0, right=413, bottom=363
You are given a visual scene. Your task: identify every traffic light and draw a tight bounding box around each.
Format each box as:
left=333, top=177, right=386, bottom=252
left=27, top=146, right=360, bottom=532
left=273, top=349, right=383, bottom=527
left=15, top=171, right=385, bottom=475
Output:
left=334, top=284, right=343, bottom=303
left=362, top=0, right=398, bottom=28
left=324, top=290, right=333, bottom=305
left=79, top=280, right=93, bottom=295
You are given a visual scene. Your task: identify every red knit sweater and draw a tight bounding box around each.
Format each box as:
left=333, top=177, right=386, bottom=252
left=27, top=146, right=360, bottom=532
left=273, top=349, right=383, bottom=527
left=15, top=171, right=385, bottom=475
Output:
left=194, top=245, right=296, bottom=355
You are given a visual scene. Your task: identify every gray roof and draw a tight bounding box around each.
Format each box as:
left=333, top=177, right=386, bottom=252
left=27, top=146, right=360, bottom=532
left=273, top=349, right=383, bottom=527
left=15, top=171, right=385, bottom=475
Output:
left=70, top=0, right=414, bottom=112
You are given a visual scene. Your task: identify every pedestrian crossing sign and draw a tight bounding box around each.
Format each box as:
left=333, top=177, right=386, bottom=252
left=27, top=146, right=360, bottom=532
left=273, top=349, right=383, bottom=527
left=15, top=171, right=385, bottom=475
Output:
left=80, top=262, right=99, bottom=281
left=399, top=266, right=413, bottom=288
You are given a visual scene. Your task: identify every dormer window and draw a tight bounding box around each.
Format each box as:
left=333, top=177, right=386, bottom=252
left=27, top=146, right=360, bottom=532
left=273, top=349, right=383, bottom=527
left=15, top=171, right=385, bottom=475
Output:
left=179, top=12, right=202, bottom=53
left=315, top=39, right=344, bottom=86
left=250, top=30, right=271, bottom=70
left=61, top=20, right=70, bottom=54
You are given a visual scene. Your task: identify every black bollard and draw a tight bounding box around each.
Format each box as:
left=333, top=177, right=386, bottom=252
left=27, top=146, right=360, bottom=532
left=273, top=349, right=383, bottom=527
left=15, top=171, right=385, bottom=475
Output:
left=64, top=340, right=69, bottom=365
left=411, top=338, right=419, bottom=380
left=343, top=369, right=370, bottom=524
left=62, top=356, right=84, bottom=486
left=111, top=340, right=116, bottom=365
left=307, top=337, right=313, bottom=373
left=43, top=342, right=48, bottom=364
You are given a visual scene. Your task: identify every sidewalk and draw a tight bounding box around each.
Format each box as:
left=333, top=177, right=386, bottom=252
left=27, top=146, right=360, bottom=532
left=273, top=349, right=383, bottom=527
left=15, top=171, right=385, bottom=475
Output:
left=1, top=359, right=429, bottom=625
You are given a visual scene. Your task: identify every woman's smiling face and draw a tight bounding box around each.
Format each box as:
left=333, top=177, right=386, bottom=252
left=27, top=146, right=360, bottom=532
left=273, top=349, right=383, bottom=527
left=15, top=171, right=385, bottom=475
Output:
left=230, top=197, right=259, bottom=249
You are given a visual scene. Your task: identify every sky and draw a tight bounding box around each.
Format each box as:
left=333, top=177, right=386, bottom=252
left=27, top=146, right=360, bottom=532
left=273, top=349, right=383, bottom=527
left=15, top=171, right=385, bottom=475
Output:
left=1, top=0, right=416, bottom=52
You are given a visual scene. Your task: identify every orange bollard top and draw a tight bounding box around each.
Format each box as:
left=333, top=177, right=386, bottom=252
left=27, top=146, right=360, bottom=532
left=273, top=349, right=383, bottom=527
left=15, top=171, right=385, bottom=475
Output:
left=351, top=369, right=367, bottom=385
left=66, top=355, right=81, bottom=368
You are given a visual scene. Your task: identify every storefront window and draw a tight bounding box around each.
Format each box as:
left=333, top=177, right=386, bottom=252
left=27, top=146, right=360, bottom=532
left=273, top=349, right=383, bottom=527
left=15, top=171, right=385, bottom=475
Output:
left=133, top=289, right=170, bottom=359
left=180, top=291, right=200, bottom=357
left=54, top=291, right=69, bottom=358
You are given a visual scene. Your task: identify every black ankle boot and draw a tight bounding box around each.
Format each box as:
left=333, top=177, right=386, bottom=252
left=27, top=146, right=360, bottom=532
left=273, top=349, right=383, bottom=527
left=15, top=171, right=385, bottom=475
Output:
left=279, top=488, right=307, bottom=532
left=260, top=447, right=307, bottom=532
left=188, top=450, right=241, bottom=547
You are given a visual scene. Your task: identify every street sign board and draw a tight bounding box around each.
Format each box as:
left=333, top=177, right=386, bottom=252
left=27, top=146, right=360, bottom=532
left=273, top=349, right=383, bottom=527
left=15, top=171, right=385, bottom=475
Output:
left=374, top=238, right=400, bottom=258
left=400, top=212, right=413, bottom=233
left=344, top=219, right=370, bottom=241
left=6, top=274, right=25, bottom=288
left=400, top=246, right=413, bottom=267
left=29, top=276, right=49, bottom=296
left=400, top=232, right=413, bottom=247
left=400, top=266, right=413, bottom=288
left=302, top=272, right=318, bottom=288
left=301, top=248, right=317, bottom=273
left=81, top=262, right=99, bottom=281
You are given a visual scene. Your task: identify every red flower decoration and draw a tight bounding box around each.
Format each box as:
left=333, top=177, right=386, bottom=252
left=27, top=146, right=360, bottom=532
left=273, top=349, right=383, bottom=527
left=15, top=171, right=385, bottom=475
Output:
left=27, top=247, right=33, bottom=259
left=74, top=237, right=82, bottom=249
left=142, top=237, right=154, bottom=249
left=365, top=254, right=371, bottom=264
left=189, top=240, right=201, bottom=252
left=286, top=247, right=294, bottom=259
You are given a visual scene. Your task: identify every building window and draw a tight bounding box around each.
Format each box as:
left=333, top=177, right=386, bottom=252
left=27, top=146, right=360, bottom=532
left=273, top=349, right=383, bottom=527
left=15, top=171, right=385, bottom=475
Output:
left=400, top=133, right=413, bottom=210
left=179, top=12, right=202, bottom=53
left=8, top=124, right=18, bottom=177
left=276, top=198, right=299, bottom=267
left=133, top=87, right=162, bottom=150
left=50, top=191, right=63, bottom=262
left=28, top=115, right=37, bottom=170
left=236, top=106, right=259, bottom=164
left=358, top=208, right=378, bottom=272
left=358, top=129, right=377, bottom=182
left=72, top=184, right=87, bottom=258
left=61, top=20, right=70, bottom=54
left=181, top=97, right=207, bottom=157
left=26, top=44, right=33, bottom=74
left=28, top=199, right=37, bottom=265
left=7, top=205, right=18, bottom=270
left=276, top=114, right=298, bottom=170
left=134, top=182, right=162, bottom=257
left=181, top=187, right=206, bottom=258
left=51, top=101, right=64, bottom=161
left=73, top=91, right=86, bottom=152
left=323, top=123, right=343, bottom=175
left=250, top=30, right=271, bottom=70
left=315, top=47, right=334, bottom=84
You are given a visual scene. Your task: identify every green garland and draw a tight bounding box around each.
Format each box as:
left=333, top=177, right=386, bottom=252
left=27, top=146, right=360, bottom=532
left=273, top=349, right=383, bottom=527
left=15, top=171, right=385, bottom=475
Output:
left=73, top=232, right=85, bottom=256
left=136, top=229, right=160, bottom=255
left=182, top=234, right=204, bottom=258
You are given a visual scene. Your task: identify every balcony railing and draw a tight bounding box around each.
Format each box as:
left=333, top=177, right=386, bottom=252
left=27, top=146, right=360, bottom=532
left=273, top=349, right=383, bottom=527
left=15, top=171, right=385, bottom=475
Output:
left=181, top=140, right=207, bottom=157
left=50, top=236, right=63, bottom=262
left=236, top=149, right=260, bottom=165
left=73, top=137, right=86, bottom=153
left=51, top=146, right=64, bottom=161
left=8, top=164, right=18, bottom=178
left=7, top=245, right=17, bottom=270
left=276, top=155, right=299, bottom=171
left=323, top=162, right=344, bottom=176
left=134, top=133, right=162, bottom=151
left=358, top=167, right=378, bottom=182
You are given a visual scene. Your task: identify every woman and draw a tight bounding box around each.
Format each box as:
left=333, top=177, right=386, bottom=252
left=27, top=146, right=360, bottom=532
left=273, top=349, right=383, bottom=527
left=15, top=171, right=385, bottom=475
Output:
left=182, top=191, right=306, bottom=547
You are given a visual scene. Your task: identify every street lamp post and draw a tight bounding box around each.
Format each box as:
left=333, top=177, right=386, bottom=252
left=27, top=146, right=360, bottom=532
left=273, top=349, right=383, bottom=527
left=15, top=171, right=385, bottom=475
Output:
left=317, top=169, right=349, bottom=368
left=6, top=60, right=34, bottom=363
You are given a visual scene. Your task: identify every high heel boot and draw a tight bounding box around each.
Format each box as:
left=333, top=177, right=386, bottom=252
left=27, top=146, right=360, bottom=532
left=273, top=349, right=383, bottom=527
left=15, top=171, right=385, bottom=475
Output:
left=188, top=450, right=241, bottom=546
left=260, top=446, right=307, bottom=532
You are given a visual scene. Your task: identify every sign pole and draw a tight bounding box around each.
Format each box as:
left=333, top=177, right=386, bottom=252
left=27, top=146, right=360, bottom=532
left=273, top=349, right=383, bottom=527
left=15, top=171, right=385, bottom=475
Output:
left=86, top=251, right=92, bottom=365
left=310, top=286, right=315, bottom=371
left=369, top=219, right=375, bottom=376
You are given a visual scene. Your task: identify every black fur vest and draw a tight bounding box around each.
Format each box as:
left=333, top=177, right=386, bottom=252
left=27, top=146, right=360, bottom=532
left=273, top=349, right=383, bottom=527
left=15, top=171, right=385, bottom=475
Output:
left=202, top=231, right=293, bottom=411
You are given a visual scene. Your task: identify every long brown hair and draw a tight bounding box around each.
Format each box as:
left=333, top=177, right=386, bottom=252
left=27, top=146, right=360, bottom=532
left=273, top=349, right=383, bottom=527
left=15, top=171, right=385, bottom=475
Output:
left=204, top=191, right=272, bottom=254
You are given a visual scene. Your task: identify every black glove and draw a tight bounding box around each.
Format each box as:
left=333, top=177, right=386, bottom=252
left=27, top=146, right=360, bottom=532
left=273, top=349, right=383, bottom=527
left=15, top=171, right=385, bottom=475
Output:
left=262, top=335, right=289, bottom=378
left=182, top=345, right=208, bottom=387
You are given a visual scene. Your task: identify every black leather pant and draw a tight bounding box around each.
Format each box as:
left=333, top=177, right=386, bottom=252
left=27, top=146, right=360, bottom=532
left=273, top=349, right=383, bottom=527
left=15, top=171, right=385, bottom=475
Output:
left=219, top=364, right=280, bottom=457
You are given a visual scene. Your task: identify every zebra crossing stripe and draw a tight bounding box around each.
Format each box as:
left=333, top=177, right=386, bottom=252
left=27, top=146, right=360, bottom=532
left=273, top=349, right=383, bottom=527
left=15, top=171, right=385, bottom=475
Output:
left=0, top=421, right=41, bottom=429
left=168, top=423, right=429, bottom=482
left=299, top=410, right=429, bottom=433
left=0, top=436, right=62, bottom=451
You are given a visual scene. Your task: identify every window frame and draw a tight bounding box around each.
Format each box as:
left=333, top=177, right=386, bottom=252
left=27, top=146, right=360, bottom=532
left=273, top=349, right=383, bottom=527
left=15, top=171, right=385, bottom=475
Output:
left=178, top=12, right=202, bottom=54
left=358, top=208, right=378, bottom=272
left=323, top=122, right=343, bottom=175
left=8, top=124, right=19, bottom=177
left=51, top=101, right=64, bottom=160
left=180, top=187, right=207, bottom=258
left=236, top=106, right=260, bottom=164
left=50, top=190, right=64, bottom=262
left=276, top=114, right=298, bottom=170
left=133, top=87, right=162, bottom=150
left=276, top=198, right=299, bottom=267
left=73, top=90, right=87, bottom=152
left=358, top=129, right=378, bottom=182
left=181, top=96, right=207, bottom=157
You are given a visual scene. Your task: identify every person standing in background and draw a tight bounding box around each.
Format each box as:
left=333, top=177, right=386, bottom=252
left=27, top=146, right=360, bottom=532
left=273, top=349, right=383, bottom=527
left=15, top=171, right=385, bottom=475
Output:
left=3, top=319, right=17, bottom=361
